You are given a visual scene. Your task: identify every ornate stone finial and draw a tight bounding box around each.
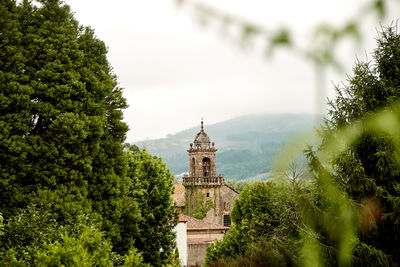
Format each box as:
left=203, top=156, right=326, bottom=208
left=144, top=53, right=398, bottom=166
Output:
left=190, top=143, right=193, bottom=148
left=201, top=118, right=204, bottom=131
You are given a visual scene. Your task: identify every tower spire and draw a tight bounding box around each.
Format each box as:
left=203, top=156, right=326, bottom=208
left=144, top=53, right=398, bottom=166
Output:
left=201, top=117, right=204, bottom=131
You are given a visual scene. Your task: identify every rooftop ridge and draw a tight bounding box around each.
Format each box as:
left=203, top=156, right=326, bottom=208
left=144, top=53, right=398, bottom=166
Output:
left=181, top=214, right=229, bottom=230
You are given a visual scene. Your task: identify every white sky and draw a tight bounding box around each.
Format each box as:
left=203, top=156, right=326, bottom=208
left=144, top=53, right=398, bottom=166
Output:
left=64, top=0, right=399, bottom=142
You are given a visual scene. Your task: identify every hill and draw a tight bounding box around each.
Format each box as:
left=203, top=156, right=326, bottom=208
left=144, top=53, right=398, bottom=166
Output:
left=135, top=114, right=318, bottom=180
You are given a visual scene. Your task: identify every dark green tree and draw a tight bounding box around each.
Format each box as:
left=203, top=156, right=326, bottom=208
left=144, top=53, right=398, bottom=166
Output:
left=0, top=0, right=140, bottom=259
left=304, top=25, right=400, bottom=266
left=126, top=149, right=178, bottom=266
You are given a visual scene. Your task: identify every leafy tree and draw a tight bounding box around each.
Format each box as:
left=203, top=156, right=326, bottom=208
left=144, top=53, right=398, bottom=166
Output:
left=34, top=226, right=114, bottom=267
left=0, top=0, right=141, bottom=259
left=208, top=240, right=290, bottom=267
left=0, top=205, right=118, bottom=266
left=0, top=205, right=60, bottom=263
left=206, top=181, right=301, bottom=265
left=0, top=1, right=181, bottom=265
left=126, top=149, right=178, bottom=266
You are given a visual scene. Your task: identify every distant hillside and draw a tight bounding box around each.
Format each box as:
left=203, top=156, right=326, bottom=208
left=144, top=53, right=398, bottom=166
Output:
left=135, top=114, right=318, bottom=180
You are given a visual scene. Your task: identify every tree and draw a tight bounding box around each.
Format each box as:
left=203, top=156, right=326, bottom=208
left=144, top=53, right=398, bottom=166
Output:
left=303, top=25, right=400, bottom=266
left=206, top=181, right=301, bottom=266
left=0, top=0, right=140, bottom=259
left=0, top=1, right=182, bottom=265
left=34, top=226, right=115, bottom=267
left=126, top=149, right=178, bottom=266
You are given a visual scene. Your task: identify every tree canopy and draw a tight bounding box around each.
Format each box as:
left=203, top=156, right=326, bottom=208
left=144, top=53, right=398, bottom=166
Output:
left=205, top=25, right=400, bottom=267
left=205, top=181, right=301, bottom=266
left=0, top=0, right=178, bottom=265
left=313, top=25, right=400, bottom=265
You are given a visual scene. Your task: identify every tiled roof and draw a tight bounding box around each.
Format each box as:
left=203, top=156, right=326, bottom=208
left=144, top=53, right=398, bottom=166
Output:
left=177, top=213, right=188, bottom=222
left=172, top=180, right=185, bottom=207
left=181, top=214, right=229, bottom=230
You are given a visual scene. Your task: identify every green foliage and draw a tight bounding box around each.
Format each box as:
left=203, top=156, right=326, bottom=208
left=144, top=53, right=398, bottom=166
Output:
left=206, top=221, right=251, bottom=263
left=0, top=205, right=61, bottom=263
left=295, top=25, right=400, bottom=266
left=126, top=149, right=178, bottom=266
left=121, top=247, right=150, bottom=267
left=0, top=205, right=116, bottom=266
left=175, top=0, right=391, bottom=73
left=301, top=150, right=357, bottom=266
left=0, top=0, right=134, bottom=251
left=208, top=239, right=290, bottom=267
left=206, top=181, right=301, bottom=265
left=35, top=226, right=113, bottom=266
left=0, top=1, right=178, bottom=266
left=192, top=196, right=214, bottom=220
left=184, top=186, right=214, bottom=219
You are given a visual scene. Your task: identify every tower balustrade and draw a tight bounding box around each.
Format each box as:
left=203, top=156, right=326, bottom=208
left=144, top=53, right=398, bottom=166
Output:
left=182, top=175, right=224, bottom=186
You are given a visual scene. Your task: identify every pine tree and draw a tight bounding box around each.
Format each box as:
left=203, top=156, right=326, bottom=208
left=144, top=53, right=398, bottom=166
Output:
left=307, top=25, right=400, bottom=265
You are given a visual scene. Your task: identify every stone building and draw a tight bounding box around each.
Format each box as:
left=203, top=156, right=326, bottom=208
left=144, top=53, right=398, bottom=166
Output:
left=173, top=120, right=239, bottom=266
left=183, top=120, right=239, bottom=226
left=183, top=214, right=229, bottom=266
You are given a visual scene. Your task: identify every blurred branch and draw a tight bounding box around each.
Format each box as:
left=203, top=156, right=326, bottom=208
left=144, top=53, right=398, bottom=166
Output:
left=175, top=0, right=393, bottom=70
left=174, top=0, right=397, bottom=114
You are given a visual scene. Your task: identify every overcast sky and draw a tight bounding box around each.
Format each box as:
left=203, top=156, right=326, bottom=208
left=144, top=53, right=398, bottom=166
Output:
left=64, top=0, right=398, bottom=142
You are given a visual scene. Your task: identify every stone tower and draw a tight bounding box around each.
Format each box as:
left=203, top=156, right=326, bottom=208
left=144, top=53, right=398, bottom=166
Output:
left=187, top=120, right=218, bottom=179
left=183, top=120, right=229, bottom=225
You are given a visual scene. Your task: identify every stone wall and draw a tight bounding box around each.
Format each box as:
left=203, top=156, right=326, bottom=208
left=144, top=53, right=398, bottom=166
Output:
left=187, top=229, right=226, bottom=241
left=219, top=184, right=238, bottom=224
left=188, top=151, right=216, bottom=177
left=203, top=186, right=220, bottom=225
left=187, top=242, right=212, bottom=267
left=189, top=184, right=239, bottom=226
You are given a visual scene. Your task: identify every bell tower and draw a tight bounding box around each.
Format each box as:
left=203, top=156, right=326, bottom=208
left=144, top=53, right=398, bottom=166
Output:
left=183, top=120, right=225, bottom=224
left=187, top=120, right=218, bottom=178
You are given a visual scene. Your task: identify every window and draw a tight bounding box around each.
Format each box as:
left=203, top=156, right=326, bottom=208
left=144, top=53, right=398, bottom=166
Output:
left=206, top=192, right=210, bottom=197
left=223, top=214, right=231, bottom=227
left=202, top=157, right=211, bottom=176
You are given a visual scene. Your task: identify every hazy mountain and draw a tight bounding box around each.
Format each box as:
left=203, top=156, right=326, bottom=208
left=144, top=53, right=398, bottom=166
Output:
left=135, top=114, right=318, bottom=180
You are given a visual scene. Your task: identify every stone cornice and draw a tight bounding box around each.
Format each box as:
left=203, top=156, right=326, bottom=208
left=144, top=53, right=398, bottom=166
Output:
left=187, top=148, right=217, bottom=153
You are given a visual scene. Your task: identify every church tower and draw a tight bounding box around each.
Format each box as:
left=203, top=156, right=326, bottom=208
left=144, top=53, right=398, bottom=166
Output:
left=184, top=120, right=223, bottom=186
left=187, top=120, right=219, bottom=179
left=183, top=120, right=227, bottom=225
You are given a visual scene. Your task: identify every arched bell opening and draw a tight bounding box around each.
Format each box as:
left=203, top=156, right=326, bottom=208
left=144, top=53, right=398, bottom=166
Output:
left=202, top=157, right=211, bottom=176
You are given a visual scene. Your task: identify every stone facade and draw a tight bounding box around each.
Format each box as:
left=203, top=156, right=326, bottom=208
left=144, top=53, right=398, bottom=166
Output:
left=181, top=214, right=228, bottom=267
left=183, top=121, right=239, bottom=226
left=173, top=121, right=239, bottom=266
left=187, top=243, right=209, bottom=267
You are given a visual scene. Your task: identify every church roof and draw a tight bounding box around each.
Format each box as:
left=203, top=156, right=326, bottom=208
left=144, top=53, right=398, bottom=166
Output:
left=193, top=120, right=211, bottom=149
left=181, top=214, right=229, bottom=230
left=194, top=131, right=210, bottom=145
left=172, top=180, right=185, bottom=207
